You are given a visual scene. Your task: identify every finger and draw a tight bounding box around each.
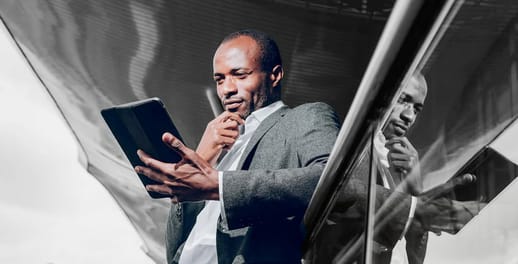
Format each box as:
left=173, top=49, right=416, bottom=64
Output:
left=163, top=133, right=213, bottom=174
left=390, top=160, right=412, bottom=170
left=135, top=166, right=170, bottom=183
left=388, top=153, right=413, bottom=161
left=386, top=142, right=408, bottom=153
left=220, top=120, right=240, bottom=131
left=221, top=112, right=244, bottom=125
left=164, top=179, right=191, bottom=188
left=146, top=184, right=173, bottom=196
left=174, top=157, right=188, bottom=170
left=163, top=133, right=190, bottom=156
left=386, top=138, right=412, bottom=151
left=219, top=136, right=236, bottom=146
left=218, top=127, right=239, bottom=138
left=214, top=136, right=236, bottom=150
left=386, top=137, right=405, bottom=146
left=137, top=149, right=172, bottom=174
left=389, top=163, right=412, bottom=174
left=387, top=137, right=411, bottom=146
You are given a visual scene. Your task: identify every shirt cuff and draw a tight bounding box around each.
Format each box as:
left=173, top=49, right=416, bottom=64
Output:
left=400, top=196, right=417, bottom=239
left=218, top=171, right=229, bottom=231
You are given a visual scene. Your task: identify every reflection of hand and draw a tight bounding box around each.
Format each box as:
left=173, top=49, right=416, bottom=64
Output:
left=135, top=133, right=219, bottom=203
left=386, top=137, right=422, bottom=194
left=196, top=111, right=244, bottom=165
left=420, top=173, right=477, bottom=201
left=386, top=137, right=418, bottom=173
left=413, top=196, right=484, bottom=234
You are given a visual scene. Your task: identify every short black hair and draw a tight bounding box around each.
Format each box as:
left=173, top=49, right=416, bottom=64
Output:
left=221, top=29, right=282, bottom=72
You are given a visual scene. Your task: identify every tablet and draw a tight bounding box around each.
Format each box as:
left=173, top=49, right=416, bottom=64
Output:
left=101, top=97, right=183, bottom=199
left=433, top=146, right=517, bottom=233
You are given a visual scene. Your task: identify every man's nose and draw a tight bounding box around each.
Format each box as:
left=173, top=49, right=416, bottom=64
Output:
left=222, top=78, right=238, bottom=96
left=400, top=107, right=416, bottom=124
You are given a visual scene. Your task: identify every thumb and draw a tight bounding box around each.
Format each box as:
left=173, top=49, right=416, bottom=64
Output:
left=163, top=132, right=188, bottom=154
left=163, top=132, right=213, bottom=174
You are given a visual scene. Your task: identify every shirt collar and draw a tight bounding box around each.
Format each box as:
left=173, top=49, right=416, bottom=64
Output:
left=374, top=130, right=390, bottom=168
left=245, top=100, right=285, bottom=126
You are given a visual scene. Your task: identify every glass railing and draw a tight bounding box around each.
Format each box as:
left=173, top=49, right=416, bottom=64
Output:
left=303, top=0, right=518, bottom=263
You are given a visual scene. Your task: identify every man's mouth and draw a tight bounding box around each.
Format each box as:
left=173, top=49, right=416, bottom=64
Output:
left=393, top=123, right=408, bottom=135
left=224, top=98, right=243, bottom=111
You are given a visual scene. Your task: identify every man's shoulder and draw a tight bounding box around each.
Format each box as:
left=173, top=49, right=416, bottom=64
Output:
left=277, top=102, right=339, bottom=130
left=287, top=102, right=336, bottom=116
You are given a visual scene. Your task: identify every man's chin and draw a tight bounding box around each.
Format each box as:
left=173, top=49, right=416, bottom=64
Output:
left=394, top=127, right=407, bottom=137
left=227, top=108, right=248, bottom=120
left=383, top=126, right=405, bottom=139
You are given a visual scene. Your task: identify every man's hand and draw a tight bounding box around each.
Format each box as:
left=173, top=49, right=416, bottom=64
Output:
left=386, top=137, right=422, bottom=194
left=197, top=111, right=244, bottom=165
left=135, top=132, right=220, bottom=203
left=413, top=196, right=483, bottom=235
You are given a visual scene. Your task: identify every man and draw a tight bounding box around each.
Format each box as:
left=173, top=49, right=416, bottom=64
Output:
left=374, top=73, right=428, bottom=264
left=317, top=73, right=476, bottom=264
left=314, top=74, right=428, bottom=264
left=378, top=73, right=427, bottom=196
left=134, top=30, right=341, bottom=263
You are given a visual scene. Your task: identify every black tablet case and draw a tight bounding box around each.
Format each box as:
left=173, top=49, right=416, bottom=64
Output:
left=101, top=98, right=183, bottom=198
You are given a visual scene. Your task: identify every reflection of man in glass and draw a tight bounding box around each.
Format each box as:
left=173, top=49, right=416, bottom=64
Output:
left=374, top=73, right=428, bottom=264
left=308, top=73, right=479, bottom=264
left=378, top=73, right=427, bottom=195
left=376, top=74, right=480, bottom=264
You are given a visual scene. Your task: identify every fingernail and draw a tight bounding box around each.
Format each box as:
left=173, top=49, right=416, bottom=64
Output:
left=171, top=139, right=181, bottom=148
left=135, top=167, right=141, bottom=173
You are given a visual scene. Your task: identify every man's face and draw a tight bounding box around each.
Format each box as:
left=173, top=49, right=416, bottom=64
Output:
left=383, top=78, right=427, bottom=139
left=213, top=36, right=272, bottom=119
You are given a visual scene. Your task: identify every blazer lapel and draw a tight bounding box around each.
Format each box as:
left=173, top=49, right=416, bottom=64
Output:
left=237, top=106, right=289, bottom=169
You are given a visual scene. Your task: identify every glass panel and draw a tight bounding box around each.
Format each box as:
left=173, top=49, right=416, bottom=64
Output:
left=369, top=1, right=518, bottom=263
left=305, top=140, right=374, bottom=263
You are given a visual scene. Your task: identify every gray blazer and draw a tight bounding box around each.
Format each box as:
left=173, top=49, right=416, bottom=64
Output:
left=165, top=102, right=340, bottom=264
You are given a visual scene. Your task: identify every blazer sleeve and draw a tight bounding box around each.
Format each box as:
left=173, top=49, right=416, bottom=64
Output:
left=221, top=103, right=340, bottom=230
left=333, top=150, right=413, bottom=249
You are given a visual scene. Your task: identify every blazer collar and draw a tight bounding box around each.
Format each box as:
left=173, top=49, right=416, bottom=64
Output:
left=237, top=105, right=289, bottom=169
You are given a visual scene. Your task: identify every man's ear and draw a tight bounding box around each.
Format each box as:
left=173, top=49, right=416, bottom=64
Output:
left=270, top=65, right=284, bottom=88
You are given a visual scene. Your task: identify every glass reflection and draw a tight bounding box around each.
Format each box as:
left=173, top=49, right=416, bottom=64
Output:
left=306, top=1, right=518, bottom=264
left=306, top=142, right=372, bottom=263
left=370, top=1, right=518, bottom=263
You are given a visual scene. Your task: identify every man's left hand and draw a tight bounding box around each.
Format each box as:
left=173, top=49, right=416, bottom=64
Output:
left=135, top=132, right=219, bottom=203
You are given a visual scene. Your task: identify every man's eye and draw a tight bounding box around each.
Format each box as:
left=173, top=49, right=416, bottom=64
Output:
left=234, top=72, right=250, bottom=79
left=214, top=78, right=223, bottom=84
left=397, top=94, right=411, bottom=104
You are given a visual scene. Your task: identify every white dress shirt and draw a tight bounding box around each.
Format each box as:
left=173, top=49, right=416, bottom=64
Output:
left=374, top=131, right=417, bottom=264
left=179, top=101, right=286, bottom=264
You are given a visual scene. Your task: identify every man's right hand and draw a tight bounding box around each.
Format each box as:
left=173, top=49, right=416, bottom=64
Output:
left=413, top=195, right=483, bottom=235
left=196, top=111, right=244, bottom=165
